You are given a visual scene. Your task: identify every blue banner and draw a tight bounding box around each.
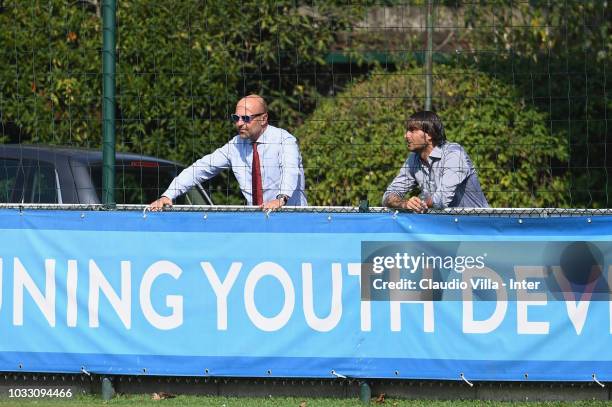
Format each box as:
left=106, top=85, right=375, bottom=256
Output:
left=0, top=209, right=611, bottom=381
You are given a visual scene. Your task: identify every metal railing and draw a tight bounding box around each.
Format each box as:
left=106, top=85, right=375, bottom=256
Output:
left=2, top=203, right=612, bottom=217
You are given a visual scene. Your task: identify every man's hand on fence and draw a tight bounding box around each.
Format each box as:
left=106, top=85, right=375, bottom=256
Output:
left=262, top=198, right=285, bottom=211
left=149, top=196, right=172, bottom=211
left=404, top=196, right=428, bottom=213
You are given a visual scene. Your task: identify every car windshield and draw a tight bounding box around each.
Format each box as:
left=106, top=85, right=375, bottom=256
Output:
left=91, top=161, right=208, bottom=205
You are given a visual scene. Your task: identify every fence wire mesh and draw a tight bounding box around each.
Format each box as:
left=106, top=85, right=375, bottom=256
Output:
left=1, top=1, right=609, bottom=210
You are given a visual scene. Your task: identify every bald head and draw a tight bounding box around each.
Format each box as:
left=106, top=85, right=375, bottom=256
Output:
left=236, top=94, right=268, bottom=115
left=234, top=94, right=269, bottom=141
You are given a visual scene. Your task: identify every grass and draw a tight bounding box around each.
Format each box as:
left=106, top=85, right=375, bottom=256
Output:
left=1, top=394, right=612, bottom=407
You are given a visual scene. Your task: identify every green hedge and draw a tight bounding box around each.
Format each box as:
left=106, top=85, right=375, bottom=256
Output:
left=296, top=65, right=570, bottom=208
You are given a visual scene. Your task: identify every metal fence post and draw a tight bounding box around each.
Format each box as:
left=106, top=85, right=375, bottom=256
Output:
left=102, top=0, right=116, bottom=207
left=425, top=0, right=434, bottom=111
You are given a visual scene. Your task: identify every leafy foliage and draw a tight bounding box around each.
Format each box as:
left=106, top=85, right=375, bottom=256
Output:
left=459, top=0, right=611, bottom=207
left=0, top=2, right=101, bottom=146
left=297, top=65, right=569, bottom=208
left=0, top=0, right=362, bottom=204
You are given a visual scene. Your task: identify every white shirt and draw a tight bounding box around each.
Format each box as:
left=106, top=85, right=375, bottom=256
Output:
left=162, top=125, right=307, bottom=206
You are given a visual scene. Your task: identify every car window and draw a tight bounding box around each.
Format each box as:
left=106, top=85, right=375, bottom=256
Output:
left=0, top=159, right=58, bottom=204
left=0, top=158, right=20, bottom=203
left=182, top=187, right=207, bottom=205
left=25, top=162, right=59, bottom=203
left=92, top=163, right=177, bottom=204
left=91, top=161, right=210, bottom=205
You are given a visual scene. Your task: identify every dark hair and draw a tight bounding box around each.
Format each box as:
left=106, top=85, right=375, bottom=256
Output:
left=406, top=111, right=446, bottom=146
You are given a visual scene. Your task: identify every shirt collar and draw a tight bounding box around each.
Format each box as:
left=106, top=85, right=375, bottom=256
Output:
left=256, top=125, right=270, bottom=144
left=249, top=125, right=270, bottom=145
left=429, top=143, right=444, bottom=160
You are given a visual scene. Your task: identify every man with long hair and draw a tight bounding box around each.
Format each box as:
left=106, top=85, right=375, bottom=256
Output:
left=383, top=111, right=488, bottom=212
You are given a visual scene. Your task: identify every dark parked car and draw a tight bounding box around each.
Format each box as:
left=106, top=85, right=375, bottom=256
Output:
left=0, top=145, right=212, bottom=205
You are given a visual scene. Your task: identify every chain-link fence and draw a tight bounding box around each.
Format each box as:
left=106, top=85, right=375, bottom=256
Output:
left=1, top=1, right=609, bottom=209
